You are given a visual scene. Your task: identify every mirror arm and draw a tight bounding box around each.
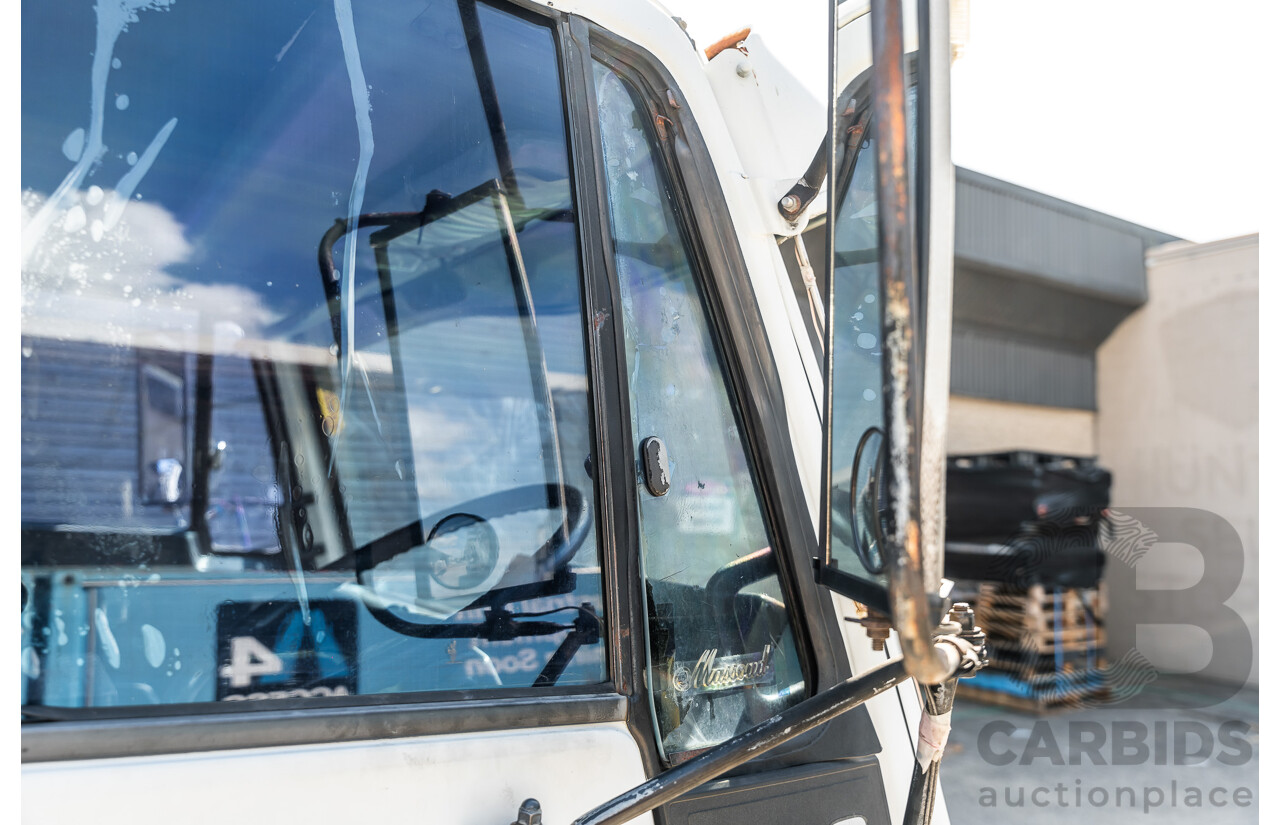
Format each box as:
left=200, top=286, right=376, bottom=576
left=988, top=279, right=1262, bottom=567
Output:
left=777, top=135, right=829, bottom=220
left=868, top=0, right=951, bottom=684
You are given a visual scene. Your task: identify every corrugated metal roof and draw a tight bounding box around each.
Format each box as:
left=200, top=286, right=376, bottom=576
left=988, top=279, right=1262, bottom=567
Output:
left=953, top=263, right=1140, bottom=352
left=950, top=167, right=1178, bottom=411
left=955, top=167, right=1178, bottom=305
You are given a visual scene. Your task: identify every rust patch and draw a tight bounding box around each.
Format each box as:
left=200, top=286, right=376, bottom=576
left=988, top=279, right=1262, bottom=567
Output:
left=703, top=27, right=751, bottom=61
left=653, top=112, right=673, bottom=141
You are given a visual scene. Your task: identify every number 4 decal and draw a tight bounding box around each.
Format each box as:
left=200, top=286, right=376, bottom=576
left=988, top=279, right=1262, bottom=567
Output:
left=219, top=636, right=284, bottom=688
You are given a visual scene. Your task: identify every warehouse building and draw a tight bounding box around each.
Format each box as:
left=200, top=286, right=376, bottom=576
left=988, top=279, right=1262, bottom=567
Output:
left=945, top=167, right=1258, bottom=688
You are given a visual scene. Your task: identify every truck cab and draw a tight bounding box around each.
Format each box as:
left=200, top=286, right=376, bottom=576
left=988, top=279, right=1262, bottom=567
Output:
left=20, top=1, right=964, bottom=823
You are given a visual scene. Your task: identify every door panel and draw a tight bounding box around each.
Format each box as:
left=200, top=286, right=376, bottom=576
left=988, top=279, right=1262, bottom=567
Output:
left=662, top=759, right=891, bottom=825
left=22, top=2, right=651, bottom=820
left=23, top=724, right=652, bottom=825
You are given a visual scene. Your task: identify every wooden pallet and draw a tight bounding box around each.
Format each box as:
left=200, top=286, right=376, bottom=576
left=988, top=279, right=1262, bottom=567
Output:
left=984, top=627, right=1107, bottom=652
left=975, top=582, right=1106, bottom=656
left=984, top=650, right=1109, bottom=678
left=955, top=582, right=1112, bottom=710
left=976, top=582, right=1107, bottom=621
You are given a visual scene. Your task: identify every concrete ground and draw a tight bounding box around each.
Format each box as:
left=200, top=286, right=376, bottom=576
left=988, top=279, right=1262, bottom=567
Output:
left=938, top=675, right=1259, bottom=823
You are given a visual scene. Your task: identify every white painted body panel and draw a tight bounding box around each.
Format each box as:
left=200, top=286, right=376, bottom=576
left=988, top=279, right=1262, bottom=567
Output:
left=704, top=32, right=824, bottom=239
left=24, top=723, right=652, bottom=825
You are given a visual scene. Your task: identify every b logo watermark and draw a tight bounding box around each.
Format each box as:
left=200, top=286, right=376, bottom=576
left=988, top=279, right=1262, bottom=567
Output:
left=975, top=506, right=1253, bottom=709
left=1099, top=508, right=1252, bottom=708
left=950, top=506, right=1256, bottom=818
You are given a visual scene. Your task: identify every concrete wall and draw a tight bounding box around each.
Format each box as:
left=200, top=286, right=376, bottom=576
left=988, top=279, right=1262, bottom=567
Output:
left=1096, top=234, right=1258, bottom=687
left=947, top=395, right=1096, bottom=455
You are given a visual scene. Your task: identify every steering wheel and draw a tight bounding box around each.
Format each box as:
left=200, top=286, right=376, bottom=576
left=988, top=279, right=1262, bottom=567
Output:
left=324, top=483, right=591, bottom=636
left=828, top=427, right=888, bottom=577
left=849, top=426, right=888, bottom=575
left=326, top=482, right=589, bottom=579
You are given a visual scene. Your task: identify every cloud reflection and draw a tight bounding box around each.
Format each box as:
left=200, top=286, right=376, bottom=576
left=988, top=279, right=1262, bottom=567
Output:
left=21, top=189, right=278, bottom=349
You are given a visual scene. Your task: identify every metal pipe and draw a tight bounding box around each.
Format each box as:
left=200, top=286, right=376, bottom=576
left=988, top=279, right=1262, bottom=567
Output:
left=901, top=679, right=956, bottom=825
left=869, top=0, right=952, bottom=685
left=572, top=648, right=959, bottom=825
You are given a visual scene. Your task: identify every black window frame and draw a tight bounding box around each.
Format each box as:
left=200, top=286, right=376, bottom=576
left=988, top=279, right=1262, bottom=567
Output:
left=580, top=25, right=883, bottom=773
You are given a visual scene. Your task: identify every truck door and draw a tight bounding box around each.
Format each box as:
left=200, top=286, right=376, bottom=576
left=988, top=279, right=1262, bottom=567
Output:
left=21, top=2, right=909, bottom=824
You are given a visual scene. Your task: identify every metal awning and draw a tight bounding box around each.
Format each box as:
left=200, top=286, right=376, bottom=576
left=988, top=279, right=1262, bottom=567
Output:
left=950, top=167, right=1179, bottom=410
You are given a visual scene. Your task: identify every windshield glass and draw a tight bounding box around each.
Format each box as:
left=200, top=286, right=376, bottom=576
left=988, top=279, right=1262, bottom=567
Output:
left=21, top=0, right=606, bottom=711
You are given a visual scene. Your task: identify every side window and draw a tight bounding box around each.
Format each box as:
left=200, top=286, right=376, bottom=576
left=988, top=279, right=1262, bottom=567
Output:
left=592, top=61, right=808, bottom=763
left=21, top=0, right=605, bottom=713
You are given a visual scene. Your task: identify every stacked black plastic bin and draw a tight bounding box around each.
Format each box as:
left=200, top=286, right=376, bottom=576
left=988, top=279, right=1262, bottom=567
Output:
left=944, top=451, right=1111, bottom=708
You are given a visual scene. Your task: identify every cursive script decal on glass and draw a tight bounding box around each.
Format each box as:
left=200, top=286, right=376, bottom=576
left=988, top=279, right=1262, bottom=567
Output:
left=670, top=646, right=775, bottom=695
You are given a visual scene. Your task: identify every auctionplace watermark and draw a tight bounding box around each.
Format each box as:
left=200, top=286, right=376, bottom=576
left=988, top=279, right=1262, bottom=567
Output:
left=969, top=717, right=1256, bottom=813
left=973, top=780, right=1253, bottom=813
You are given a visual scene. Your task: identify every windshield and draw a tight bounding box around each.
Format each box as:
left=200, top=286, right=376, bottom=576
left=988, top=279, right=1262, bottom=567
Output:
left=21, top=0, right=606, bottom=711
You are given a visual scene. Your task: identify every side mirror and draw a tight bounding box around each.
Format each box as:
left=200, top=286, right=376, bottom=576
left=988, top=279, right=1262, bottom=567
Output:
left=813, top=0, right=956, bottom=684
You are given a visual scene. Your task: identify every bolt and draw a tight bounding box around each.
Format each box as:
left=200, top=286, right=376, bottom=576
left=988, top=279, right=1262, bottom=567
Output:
left=862, top=613, right=891, bottom=651
left=946, top=602, right=988, bottom=676
left=780, top=194, right=801, bottom=214
left=511, top=799, right=542, bottom=825
left=948, top=602, right=975, bottom=632
left=735, top=60, right=752, bottom=78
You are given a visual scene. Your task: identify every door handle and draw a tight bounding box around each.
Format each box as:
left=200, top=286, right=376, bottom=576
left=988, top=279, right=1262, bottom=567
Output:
left=640, top=436, right=670, bottom=497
